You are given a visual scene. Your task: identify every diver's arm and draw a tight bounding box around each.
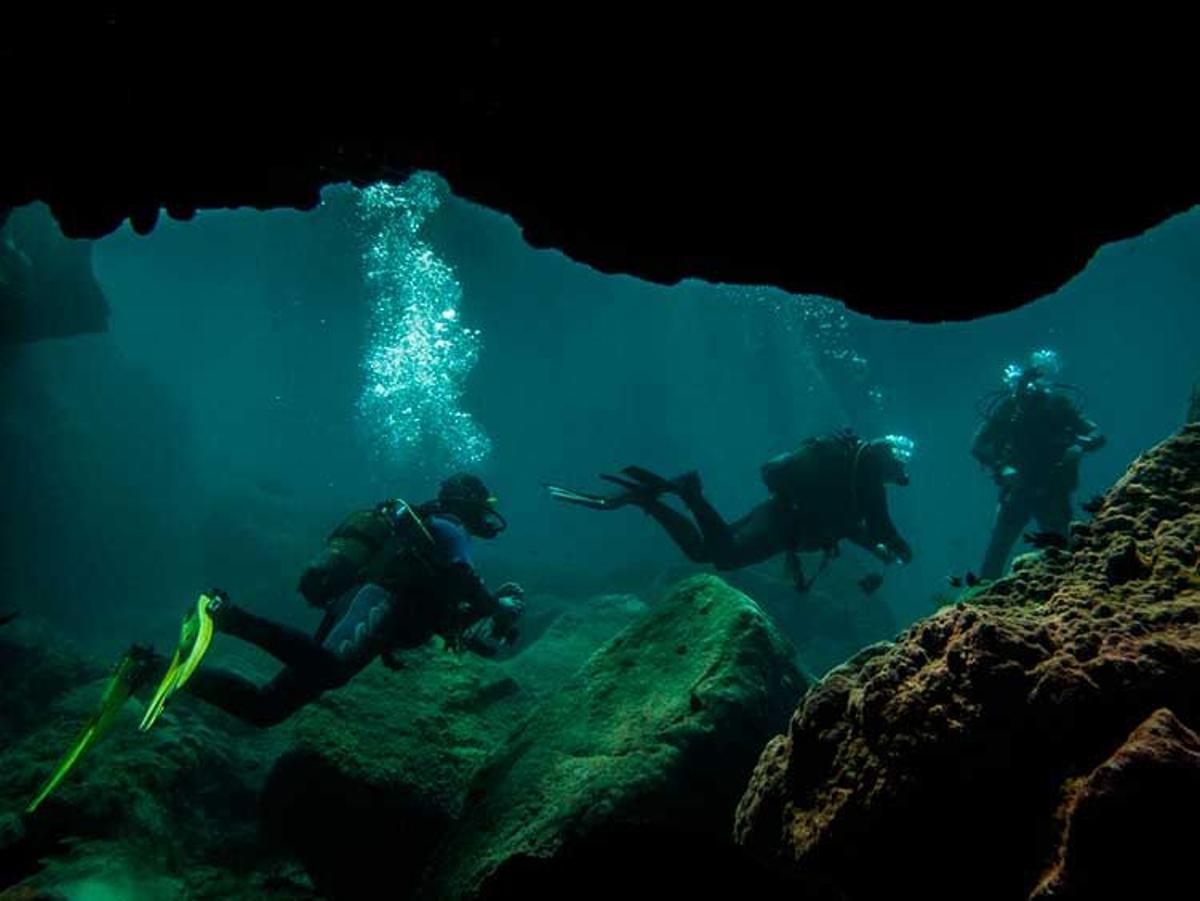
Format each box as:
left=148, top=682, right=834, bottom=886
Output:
left=460, top=618, right=504, bottom=658
left=846, top=525, right=894, bottom=562
left=1076, top=417, right=1105, bottom=452
left=973, top=395, right=1019, bottom=469
left=1058, top=399, right=1105, bottom=459
left=858, top=481, right=913, bottom=564
left=445, top=562, right=502, bottom=617
left=459, top=590, right=524, bottom=658
left=971, top=417, right=1003, bottom=469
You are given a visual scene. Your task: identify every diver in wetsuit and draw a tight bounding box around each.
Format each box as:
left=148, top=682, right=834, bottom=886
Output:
left=972, top=351, right=1105, bottom=580
left=548, top=430, right=914, bottom=590
left=25, top=476, right=524, bottom=811
left=162, top=473, right=524, bottom=727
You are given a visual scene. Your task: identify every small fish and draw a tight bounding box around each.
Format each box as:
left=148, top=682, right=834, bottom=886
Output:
left=1081, top=495, right=1105, bottom=515
left=965, top=572, right=980, bottom=587
left=947, top=575, right=963, bottom=588
left=857, top=573, right=884, bottom=595
left=0, top=610, right=18, bottom=626
left=1024, top=531, right=1069, bottom=550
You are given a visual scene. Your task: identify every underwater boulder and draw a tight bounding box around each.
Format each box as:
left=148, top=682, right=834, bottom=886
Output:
left=734, top=424, right=1200, bottom=900
left=259, top=594, right=643, bottom=899
left=499, top=592, right=649, bottom=698
left=725, top=565, right=898, bottom=677
left=1031, top=707, right=1200, bottom=900
left=420, top=575, right=806, bottom=899
left=260, top=647, right=524, bottom=897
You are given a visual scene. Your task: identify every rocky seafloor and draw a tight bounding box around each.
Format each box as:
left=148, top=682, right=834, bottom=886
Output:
left=1, top=578, right=804, bottom=899
left=3, top=425, right=1198, bottom=899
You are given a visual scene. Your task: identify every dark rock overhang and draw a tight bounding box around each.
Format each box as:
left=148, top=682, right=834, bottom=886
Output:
left=3, top=21, right=1196, bottom=323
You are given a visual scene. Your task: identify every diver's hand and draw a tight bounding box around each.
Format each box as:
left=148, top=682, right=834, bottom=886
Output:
left=888, top=538, right=913, bottom=565
left=494, top=594, right=525, bottom=624
left=490, top=595, right=525, bottom=645
left=871, top=541, right=911, bottom=565
left=871, top=543, right=896, bottom=564
left=495, top=581, right=525, bottom=601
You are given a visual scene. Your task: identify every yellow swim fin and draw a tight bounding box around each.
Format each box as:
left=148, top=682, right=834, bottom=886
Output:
left=26, top=648, right=155, bottom=813
left=138, top=594, right=217, bottom=732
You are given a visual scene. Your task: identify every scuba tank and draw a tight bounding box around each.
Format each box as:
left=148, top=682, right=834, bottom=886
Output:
left=299, top=498, right=438, bottom=609
left=761, top=429, right=861, bottom=500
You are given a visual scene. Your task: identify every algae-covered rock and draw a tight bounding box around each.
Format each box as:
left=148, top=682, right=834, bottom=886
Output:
left=5, top=578, right=802, bottom=899
left=259, top=592, right=644, bottom=898
left=725, top=565, right=896, bottom=676
left=260, top=646, right=525, bottom=896
left=0, top=628, right=291, bottom=899
left=422, top=575, right=805, bottom=899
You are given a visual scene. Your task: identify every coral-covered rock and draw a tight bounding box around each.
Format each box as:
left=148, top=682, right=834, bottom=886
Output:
left=1032, top=707, right=1200, bottom=900
left=735, top=425, right=1200, bottom=900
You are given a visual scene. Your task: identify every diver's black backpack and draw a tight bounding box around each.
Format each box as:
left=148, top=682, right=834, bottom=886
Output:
left=761, top=430, right=860, bottom=500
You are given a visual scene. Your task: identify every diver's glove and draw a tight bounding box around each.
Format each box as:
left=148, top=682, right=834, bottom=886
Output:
left=995, top=465, right=1020, bottom=491
left=495, top=582, right=525, bottom=601
left=493, top=594, right=525, bottom=629
left=879, top=537, right=912, bottom=565
left=490, top=591, right=526, bottom=645
left=870, top=543, right=894, bottom=563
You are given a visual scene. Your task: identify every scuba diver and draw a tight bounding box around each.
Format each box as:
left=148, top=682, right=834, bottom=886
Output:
left=27, top=474, right=523, bottom=812
left=547, top=430, right=914, bottom=591
left=972, top=350, right=1105, bottom=580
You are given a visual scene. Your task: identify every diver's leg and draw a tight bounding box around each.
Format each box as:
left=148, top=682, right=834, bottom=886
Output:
left=215, top=603, right=340, bottom=675
left=313, top=589, right=353, bottom=644
left=717, top=500, right=791, bottom=570
left=668, top=480, right=785, bottom=570
left=673, top=474, right=738, bottom=553
left=1034, top=492, right=1073, bottom=538
left=184, top=665, right=322, bottom=728
left=184, top=585, right=401, bottom=727
left=318, top=583, right=400, bottom=677
left=217, top=584, right=398, bottom=683
left=638, top=498, right=711, bottom=562
left=980, top=495, right=1030, bottom=580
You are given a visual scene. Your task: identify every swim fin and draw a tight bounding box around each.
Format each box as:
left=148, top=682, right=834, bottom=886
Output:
left=546, top=465, right=691, bottom=511
left=545, top=483, right=626, bottom=510
left=26, top=646, right=157, bottom=813
left=138, top=593, right=218, bottom=732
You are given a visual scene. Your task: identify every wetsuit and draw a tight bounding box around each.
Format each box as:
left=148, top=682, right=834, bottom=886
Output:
left=182, top=514, right=511, bottom=727
left=642, top=435, right=912, bottom=579
left=973, top=391, right=1104, bottom=579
